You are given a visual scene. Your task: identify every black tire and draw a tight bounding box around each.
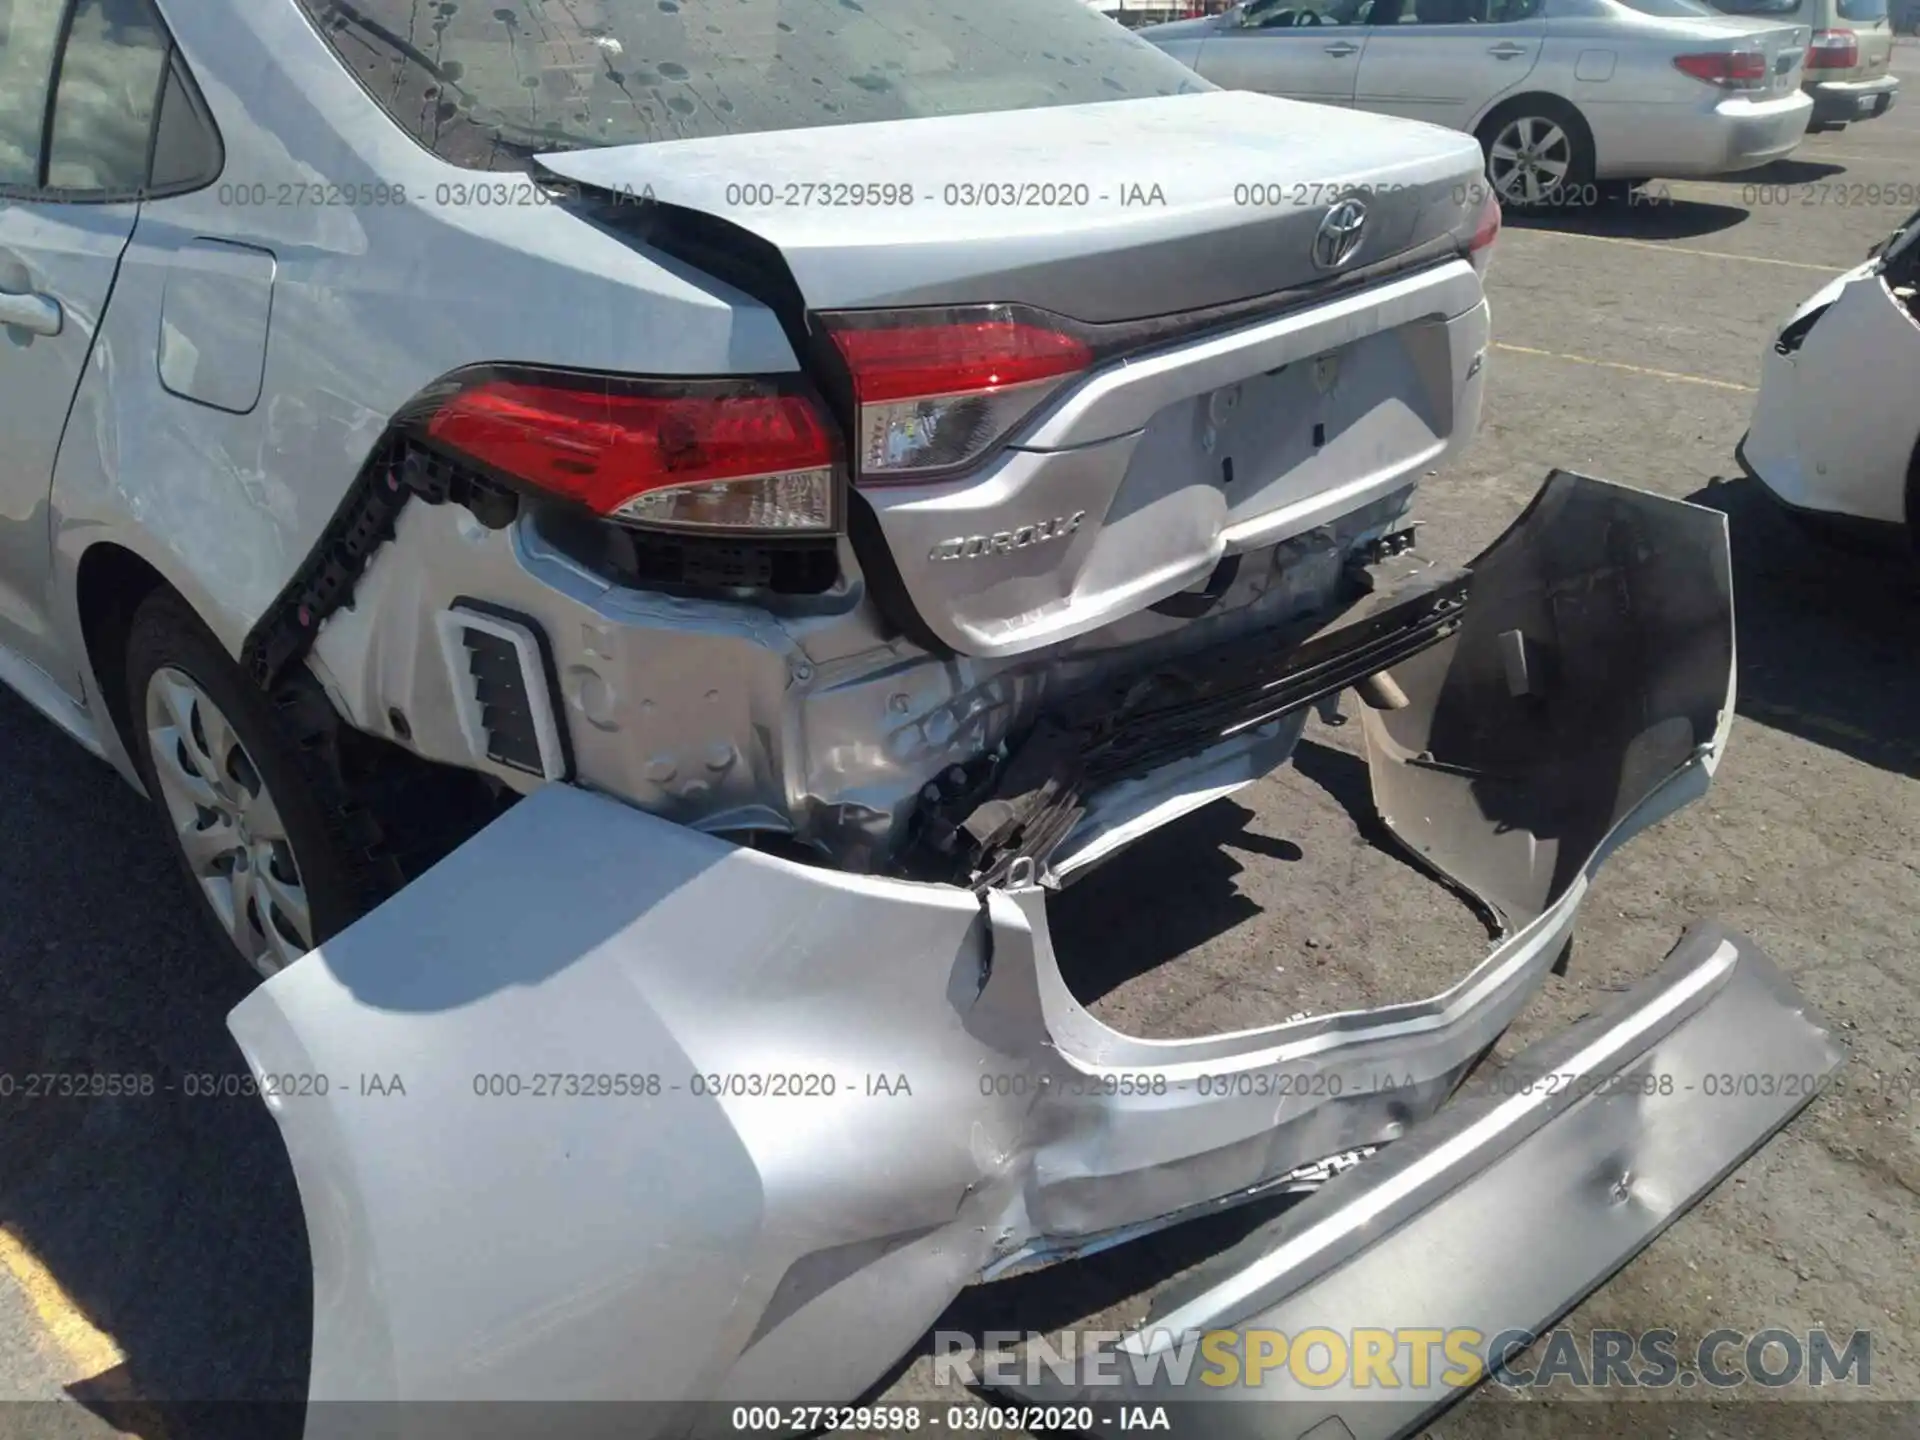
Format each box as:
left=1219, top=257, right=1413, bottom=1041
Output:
left=1476, top=98, right=1596, bottom=214
left=125, top=587, right=396, bottom=975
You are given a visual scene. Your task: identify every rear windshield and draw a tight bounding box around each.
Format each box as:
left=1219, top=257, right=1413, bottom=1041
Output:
left=1701, top=0, right=1802, bottom=13
left=297, top=0, right=1208, bottom=171
left=1837, top=0, right=1887, bottom=19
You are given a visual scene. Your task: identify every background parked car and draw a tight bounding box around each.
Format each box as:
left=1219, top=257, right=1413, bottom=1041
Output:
left=1087, top=0, right=1235, bottom=27
left=1704, top=0, right=1901, bottom=125
left=1142, top=0, right=1815, bottom=210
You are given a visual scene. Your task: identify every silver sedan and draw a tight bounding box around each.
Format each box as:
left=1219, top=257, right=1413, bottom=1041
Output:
left=1142, top=0, right=1817, bottom=207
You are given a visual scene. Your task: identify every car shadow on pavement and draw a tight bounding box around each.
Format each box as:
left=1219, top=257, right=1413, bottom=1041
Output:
left=1689, top=474, right=1920, bottom=779
left=1506, top=194, right=1749, bottom=242
left=0, top=688, right=310, bottom=1440
left=1714, top=157, right=1848, bottom=186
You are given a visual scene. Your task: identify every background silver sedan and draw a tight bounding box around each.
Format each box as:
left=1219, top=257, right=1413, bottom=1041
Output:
left=1142, top=0, right=1817, bottom=207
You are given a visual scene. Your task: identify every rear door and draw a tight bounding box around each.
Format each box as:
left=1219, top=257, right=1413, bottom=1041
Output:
left=1195, top=0, right=1376, bottom=105
left=1353, top=0, right=1547, bottom=130
left=0, top=0, right=170, bottom=681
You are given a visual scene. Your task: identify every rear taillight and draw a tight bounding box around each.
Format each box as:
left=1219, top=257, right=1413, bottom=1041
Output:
left=1468, top=189, right=1502, bottom=275
left=423, top=373, right=840, bottom=535
left=1673, top=49, right=1769, bottom=89
left=825, top=305, right=1094, bottom=482
left=1806, top=29, right=1859, bottom=69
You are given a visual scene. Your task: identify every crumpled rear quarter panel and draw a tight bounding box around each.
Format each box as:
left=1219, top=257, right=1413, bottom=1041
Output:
left=227, top=789, right=1048, bottom=1413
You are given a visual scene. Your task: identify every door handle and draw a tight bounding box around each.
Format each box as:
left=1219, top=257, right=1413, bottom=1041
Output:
left=1488, top=42, right=1530, bottom=58
left=0, top=289, right=62, bottom=337
left=1324, top=40, right=1360, bottom=56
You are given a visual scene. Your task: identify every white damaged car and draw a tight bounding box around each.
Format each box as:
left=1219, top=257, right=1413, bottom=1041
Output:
left=1739, top=204, right=1920, bottom=543
left=0, top=0, right=1840, bottom=1431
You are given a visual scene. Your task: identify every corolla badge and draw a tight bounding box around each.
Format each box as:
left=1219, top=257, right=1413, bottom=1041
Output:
left=928, top=512, right=1086, bottom=562
left=1312, top=199, right=1368, bottom=271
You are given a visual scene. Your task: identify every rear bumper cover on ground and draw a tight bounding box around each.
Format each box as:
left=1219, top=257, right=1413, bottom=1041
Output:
left=228, top=473, right=1766, bottom=1434
left=1002, top=923, right=1842, bottom=1438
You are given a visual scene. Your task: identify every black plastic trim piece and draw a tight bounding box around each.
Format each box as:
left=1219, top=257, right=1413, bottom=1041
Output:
left=1774, top=301, right=1832, bottom=356
left=449, top=597, right=576, bottom=783
left=902, top=557, right=1471, bottom=886
left=1149, top=554, right=1241, bottom=619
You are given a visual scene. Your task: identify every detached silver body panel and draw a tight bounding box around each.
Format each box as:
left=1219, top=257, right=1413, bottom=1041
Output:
left=227, top=475, right=1798, bottom=1432
left=1003, top=922, right=1842, bottom=1438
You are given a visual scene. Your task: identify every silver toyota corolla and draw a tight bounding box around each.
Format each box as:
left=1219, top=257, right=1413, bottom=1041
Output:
left=0, top=0, right=1835, bottom=1427
left=1142, top=0, right=1816, bottom=207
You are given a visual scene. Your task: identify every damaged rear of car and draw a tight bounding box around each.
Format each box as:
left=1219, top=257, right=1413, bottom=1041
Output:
left=233, top=472, right=1846, bottom=1436
left=229, top=490, right=1844, bottom=1430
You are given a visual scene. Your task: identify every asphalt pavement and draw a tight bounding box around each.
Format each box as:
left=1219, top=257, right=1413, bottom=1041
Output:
left=3, top=43, right=1917, bottom=1440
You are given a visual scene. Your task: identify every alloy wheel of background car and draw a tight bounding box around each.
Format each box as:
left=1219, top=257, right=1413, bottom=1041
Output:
left=1486, top=115, right=1577, bottom=209
left=144, top=666, right=314, bottom=975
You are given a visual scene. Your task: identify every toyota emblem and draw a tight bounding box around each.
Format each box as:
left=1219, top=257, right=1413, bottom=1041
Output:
left=1312, top=199, right=1368, bottom=271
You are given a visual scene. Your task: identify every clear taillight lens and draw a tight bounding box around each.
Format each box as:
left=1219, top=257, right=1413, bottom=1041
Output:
left=825, top=305, right=1094, bottom=482
left=423, top=373, right=841, bottom=535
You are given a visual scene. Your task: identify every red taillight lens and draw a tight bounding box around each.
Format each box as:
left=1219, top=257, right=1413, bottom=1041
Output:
left=834, top=321, right=1091, bottom=405
left=1468, top=189, right=1502, bottom=273
left=825, top=306, right=1095, bottom=481
left=1807, top=29, right=1859, bottom=69
left=425, top=376, right=840, bottom=534
left=1673, top=50, right=1768, bottom=88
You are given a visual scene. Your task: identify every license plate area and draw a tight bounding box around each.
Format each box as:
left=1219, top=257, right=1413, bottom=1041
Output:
left=1120, top=317, right=1454, bottom=554
left=1113, top=318, right=1451, bottom=560
left=1205, top=318, right=1443, bottom=537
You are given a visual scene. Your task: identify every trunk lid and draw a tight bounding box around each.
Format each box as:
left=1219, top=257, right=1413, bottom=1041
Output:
left=536, top=90, right=1487, bottom=321
left=541, top=93, right=1491, bottom=659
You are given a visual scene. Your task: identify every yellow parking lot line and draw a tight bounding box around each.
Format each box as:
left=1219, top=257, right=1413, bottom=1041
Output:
left=1493, top=342, right=1757, bottom=393
left=0, top=1226, right=125, bottom=1381
left=1510, top=229, right=1846, bottom=273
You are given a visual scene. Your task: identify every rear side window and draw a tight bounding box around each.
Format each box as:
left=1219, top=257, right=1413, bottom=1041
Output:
left=0, top=0, right=66, bottom=186
left=297, top=0, right=1208, bottom=171
left=46, top=0, right=170, bottom=193
left=1702, top=0, right=1803, bottom=14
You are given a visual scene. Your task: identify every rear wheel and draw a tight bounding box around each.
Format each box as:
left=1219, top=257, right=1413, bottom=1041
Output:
left=1478, top=101, right=1595, bottom=213
left=126, top=590, right=388, bottom=977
